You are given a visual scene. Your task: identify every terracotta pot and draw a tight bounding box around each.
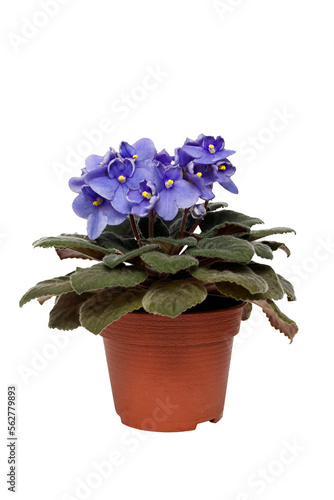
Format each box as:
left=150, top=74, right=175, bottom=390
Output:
left=101, top=302, right=244, bottom=432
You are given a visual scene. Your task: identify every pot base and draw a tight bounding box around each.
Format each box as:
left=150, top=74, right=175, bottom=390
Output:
left=119, top=413, right=223, bottom=432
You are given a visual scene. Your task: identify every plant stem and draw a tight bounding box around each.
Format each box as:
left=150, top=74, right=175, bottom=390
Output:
left=149, top=210, right=155, bottom=239
left=129, top=215, right=142, bottom=247
left=179, top=208, right=189, bottom=239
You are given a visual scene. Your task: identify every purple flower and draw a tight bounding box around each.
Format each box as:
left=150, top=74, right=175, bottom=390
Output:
left=86, top=157, right=154, bottom=215
left=72, top=186, right=126, bottom=240
left=187, top=162, right=216, bottom=200
left=154, top=165, right=201, bottom=221
left=155, top=149, right=174, bottom=166
left=214, top=159, right=238, bottom=194
left=179, top=134, right=235, bottom=164
left=69, top=148, right=116, bottom=193
left=127, top=180, right=159, bottom=217
left=119, top=138, right=157, bottom=170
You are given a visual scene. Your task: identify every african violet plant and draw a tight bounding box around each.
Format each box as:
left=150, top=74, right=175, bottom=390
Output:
left=20, top=135, right=298, bottom=341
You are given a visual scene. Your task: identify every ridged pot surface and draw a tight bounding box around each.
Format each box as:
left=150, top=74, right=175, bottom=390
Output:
left=101, top=304, right=244, bottom=432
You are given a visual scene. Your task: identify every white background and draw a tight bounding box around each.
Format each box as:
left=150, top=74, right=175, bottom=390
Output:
left=1, top=0, right=334, bottom=499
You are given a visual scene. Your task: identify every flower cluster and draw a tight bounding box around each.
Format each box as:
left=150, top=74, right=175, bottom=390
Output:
left=69, top=135, right=238, bottom=240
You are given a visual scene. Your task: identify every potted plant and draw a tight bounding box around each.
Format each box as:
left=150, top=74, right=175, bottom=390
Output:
left=20, top=135, right=298, bottom=432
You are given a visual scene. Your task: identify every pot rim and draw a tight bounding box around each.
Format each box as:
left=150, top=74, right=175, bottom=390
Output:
left=124, top=300, right=246, bottom=318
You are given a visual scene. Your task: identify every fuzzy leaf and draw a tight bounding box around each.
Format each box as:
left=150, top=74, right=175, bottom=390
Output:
left=186, top=235, right=255, bottom=262
left=20, top=276, right=74, bottom=307
left=247, top=228, right=296, bottom=241
left=80, top=288, right=146, bottom=334
left=95, top=232, right=138, bottom=252
left=142, top=279, right=207, bottom=317
left=189, top=263, right=268, bottom=294
left=56, top=248, right=103, bottom=261
left=215, top=263, right=284, bottom=301
left=141, top=252, right=199, bottom=274
left=252, top=242, right=274, bottom=260
left=242, top=303, right=253, bottom=321
left=261, top=241, right=291, bottom=257
left=200, top=210, right=263, bottom=237
left=277, top=275, right=296, bottom=301
left=103, top=244, right=158, bottom=269
left=207, top=202, right=229, bottom=211
left=34, top=234, right=120, bottom=255
left=147, top=236, right=198, bottom=247
left=254, top=299, right=298, bottom=341
left=71, top=263, right=147, bottom=294
left=49, top=292, right=92, bottom=330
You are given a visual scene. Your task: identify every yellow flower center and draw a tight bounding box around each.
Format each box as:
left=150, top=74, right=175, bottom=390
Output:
left=165, top=179, right=174, bottom=189
left=99, top=162, right=103, bottom=167
left=142, top=191, right=152, bottom=199
left=219, top=165, right=226, bottom=170
left=133, top=154, right=138, bottom=159
left=196, top=172, right=203, bottom=177
left=118, top=175, right=126, bottom=183
left=208, top=144, right=215, bottom=153
left=93, top=197, right=103, bottom=206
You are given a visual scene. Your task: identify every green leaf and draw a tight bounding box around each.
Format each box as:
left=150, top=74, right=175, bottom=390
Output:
left=253, top=299, right=298, bottom=342
left=138, top=216, right=169, bottom=238
left=105, top=219, right=133, bottom=237
left=242, top=303, right=252, bottom=321
left=103, top=244, right=158, bottom=269
left=80, top=288, right=146, bottom=334
left=186, top=235, right=255, bottom=262
left=48, top=292, right=92, bottom=330
left=200, top=210, right=263, bottom=237
left=215, top=263, right=284, bottom=301
left=248, top=263, right=284, bottom=300
left=252, top=242, right=274, bottom=260
left=71, top=263, right=148, bottom=294
left=189, top=263, right=268, bottom=294
left=215, top=281, right=257, bottom=301
left=55, top=248, right=103, bottom=261
left=34, top=234, right=120, bottom=255
left=277, top=275, right=296, bottom=301
left=20, top=276, right=74, bottom=307
left=207, top=202, right=229, bottom=211
left=141, top=252, right=199, bottom=274
left=147, top=236, right=198, bottom=247
left=142, top=279, right=207, bottom=317
left=95, top=231, right=138, bottom=252
left=247, top=228, right=296, bottom=241
left=261, top=241, right=291, bottom=257
left=167, top=210, right=185, bottom=234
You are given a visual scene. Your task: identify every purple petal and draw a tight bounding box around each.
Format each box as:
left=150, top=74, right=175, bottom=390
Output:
left=88, top=177, right=119, bottom=200
left=110, top=183, right=133, bottom=214
left=132, top=138, right=157, bottom=160
left=220, top=179, right=239, bottom=194
left=69, top=176, right=85, bottom=193
left=72, top=192, right=94, bottom=219
left=119, top=142, right=136, bottom=159
left=85, top=155, right=104, bottom=172
left=127, top=188, right=144, bottom=204
left=101, top=202, right=127, bottom=225
left=172, top=180, right=201, bottom=209
left=87, top=210, right=108, bottom=240
left=154, top=189, right=178, bottom=221
left=193, top=149, right=236, bottom=164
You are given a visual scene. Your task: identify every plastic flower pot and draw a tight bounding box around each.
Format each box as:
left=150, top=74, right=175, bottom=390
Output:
left=101, top=299, right=245, bottom=432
